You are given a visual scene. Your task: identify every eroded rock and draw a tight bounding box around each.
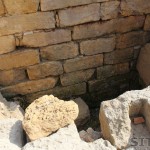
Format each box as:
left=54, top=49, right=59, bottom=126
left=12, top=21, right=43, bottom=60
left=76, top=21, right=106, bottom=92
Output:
left=23, top=95, right=79, bottom=141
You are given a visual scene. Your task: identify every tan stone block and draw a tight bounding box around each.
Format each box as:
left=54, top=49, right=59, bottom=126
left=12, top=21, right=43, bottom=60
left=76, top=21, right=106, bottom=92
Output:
left=0, top=49, right=40, bottom=70
left=0, top=12, right=55, bottom=36
left=121, top=0, right=150, bottom=16
left=27, top=62, right=63, bottom=80
left=0, top=0, right=5, bottom=16
left=0, top=35, right=16, bottom=55
left=104, top=48, right=134, bottom=64
left=0, top=69, right=26, bottom=86
left=116, top=31, right=147, bottom=49
left=101, top=1, right=120, bottom=20
left=40, top=42, right=79, bottom=61
left=80, top=37, right=115, bottom=55
left=73, top=16, right=145, bottom=40
left=60, top=69, right=95, bottom=86
left=20, top=30, right=71, bottom=47
left=144, top=15, right=150, bottom=31
left=97, top=63, right=129, bottom=80
left=4, top=0, right=40, bottom=15
left=58, top=3, right=100, bottom=27
left=64, top=55, right=103, bottom=73
left=0, top=77, right=58, bottom=96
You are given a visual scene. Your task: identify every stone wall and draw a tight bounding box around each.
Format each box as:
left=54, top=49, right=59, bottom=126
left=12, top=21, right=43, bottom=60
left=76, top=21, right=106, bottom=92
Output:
left=0, top=0, right=150, bottom=107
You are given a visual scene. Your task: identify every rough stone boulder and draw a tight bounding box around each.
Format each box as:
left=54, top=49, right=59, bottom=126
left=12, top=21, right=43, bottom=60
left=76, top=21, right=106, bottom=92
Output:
left=99, top=86, right=150, bottom=149
left=73, top=98, right=90, bottom=126
left=23, top=95, right=79, bottom=141
left=137, top=43, right=150, bottom=86
left=22, top=123, right=116, bottom=150
left=0, top=93, right=24, bottom=120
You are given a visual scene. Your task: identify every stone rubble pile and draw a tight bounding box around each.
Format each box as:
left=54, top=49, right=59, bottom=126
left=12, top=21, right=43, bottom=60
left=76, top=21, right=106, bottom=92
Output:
left=0, top=87, right=150, bottom=149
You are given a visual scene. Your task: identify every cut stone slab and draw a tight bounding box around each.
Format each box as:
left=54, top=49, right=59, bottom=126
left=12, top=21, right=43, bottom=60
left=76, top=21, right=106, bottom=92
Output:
left=73, top=98, right=90, bottom=126
left=100, top=86, right=150, bottom=149
left=0, top=119, right=24, bottom=148
left=137, top=43, right=150, bottom=86
left=22, top=123, right=116, bottom=150
left=23, top=95, right=79, bottom=141
left=0, top=93, right=24, bottom=120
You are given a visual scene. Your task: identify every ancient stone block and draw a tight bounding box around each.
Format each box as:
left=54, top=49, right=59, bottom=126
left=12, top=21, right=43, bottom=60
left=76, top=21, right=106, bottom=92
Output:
left=0, top=0, right=5, bottom=16
left=20, top=30, right=71, bottom=47
left=144, top=15, right=150, bottom=31
left=80, top=37, right=115, bottom=55
left=0, top=49, right=40, bottom=70
left=40, top=42, right=78, bottom=61
left=64, top=55, right=103, bottom=73
left=27, top=62, right=63, bottom=80
left=58, top=3, right=100, bottom=27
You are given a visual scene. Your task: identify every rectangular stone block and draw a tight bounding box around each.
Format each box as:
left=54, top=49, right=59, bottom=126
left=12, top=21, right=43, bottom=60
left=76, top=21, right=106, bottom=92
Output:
left=64, top=54, right=103, bottom=73
left=4, top=0, right=40, bottom=15
left=40, top=42, right=79, bottom=61
left=97, top=63, right=129, bottom=80
left=0, top=12, right=55, bottom=36
left=26, top=82, right=87, bottom=103
left=0, top=49, right=40, bottom=70
left=0, top=35, right=16, bottom=55
left=58, top=3, right=100, bottom=27
left=20, top=29, right=71, bottom=47
left=144, top=15, right=150, bottom=31
left=101, top=1, right=120, bottom=20
left=27, top=61, right=63, bottom=80
left=80, top=37, right=115, bottom=55
left=73, top=16, right=145, bottom=40
left=0, top=77, right=58, bottom=96
left=60, top=69, right=95, bottom=86
left=104, top=48, right=134, bottom=64
left=0, top=69, right=26, bottom=86
left=0, top=0, right=5, bottom=16
left=116, top=31, right=147, bottom=49
left=41, top=0, right=108, bottom=11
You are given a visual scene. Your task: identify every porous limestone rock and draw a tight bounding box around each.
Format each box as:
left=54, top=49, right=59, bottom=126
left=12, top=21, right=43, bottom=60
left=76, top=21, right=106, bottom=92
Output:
left=0, top=93, right=24, bottom=120
left=0, top=119, right=24, bottom=148
left=22, top=123, right=116, bottom=150
left=100, top=86, right=150, bottom=149
left=73, top=98, right=90, bottom=126
left=23, top=95, right=79, bottom=141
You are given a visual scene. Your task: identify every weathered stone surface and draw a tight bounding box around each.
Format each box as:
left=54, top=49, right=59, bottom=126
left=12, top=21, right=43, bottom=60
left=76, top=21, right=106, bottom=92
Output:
left=101, top=1, right=120, bottom=20
left=99, top=86, right=150, bottom=149
left=79, top=128, right=101, bottom=142
left=0, top=49, right=40, bottom=70
left=80, top=37, right=115, bottom=55
left=73, top=98, right=90, bottom=126
left=73, top=16, right=145, bottom=40
left=0, top=69, right=26, bottom=86
left=121, top=0, right=150, bottom=16
left=0, top=93, right=24, bottom=120
left=144, top=15, right=150, bottom=31
left=64, top=55, right=103, bottom=73
left=41, top=0, right=109, bottom=11
left=41, top=42, right=79, bottom=61
left=116, top=31, right=148, bottom=49
left=20, top=30, right=71, bottom=47
left=23, top=95, right=79, bottom=141
left=0, top=119, right=23, bottom=147
left=27, top=62, right=63, bottom=80
left=26, top=83, right=87, bottom=103
left=137, top=43, right=150, bottom=86
left=60, top=69, right=94, bottom=86
left=0, top=77, right=58, bottom=96
left=0, top=35, right=15, bottom=55
left=58, top=3, right=100, bottom=27
left=4, top=0, right=40, bottom=15
left=97, top=63, right=129, bottom=80
left=22, top=123, right=116, bottom=150
left=0, top=12, right=55, bottom=36
left=104, top=48, right=134, bottom=64
left=0, top=0, right=5, bottom=16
